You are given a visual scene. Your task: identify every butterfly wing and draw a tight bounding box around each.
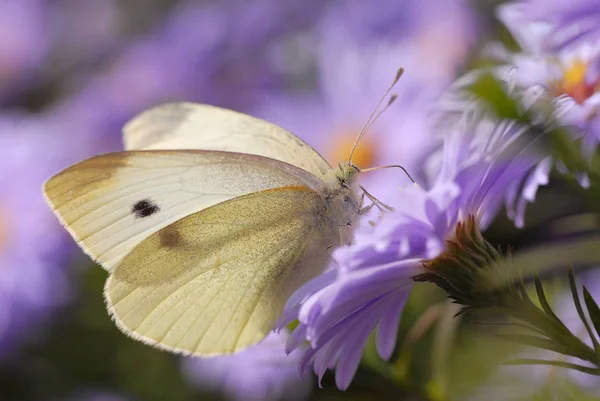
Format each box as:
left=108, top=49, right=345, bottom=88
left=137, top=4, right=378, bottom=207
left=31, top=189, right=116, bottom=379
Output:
left=105, top=186, right=335, bottom=355
left=122, top=102, right=331, bottom=177
left=43, top=150, right=325, bottom=272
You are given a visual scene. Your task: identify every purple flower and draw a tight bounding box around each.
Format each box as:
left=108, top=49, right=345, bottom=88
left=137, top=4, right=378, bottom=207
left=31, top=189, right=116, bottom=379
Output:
left=493, top=2, right=600, bottom=178
left=181, top=331, right=312, bottom=401
left=278, top=107, right=543, bottom=389
left=428, top=105, right=553, bottom=228
left=498, top=0, right=600, bottom=52
left=257, top=42, right=447, bottom=183
left=256, top=0, right=477, bottom=190
left=0, top=113, right=73, bottom=356
left=277, top=185, right=448, bottom=389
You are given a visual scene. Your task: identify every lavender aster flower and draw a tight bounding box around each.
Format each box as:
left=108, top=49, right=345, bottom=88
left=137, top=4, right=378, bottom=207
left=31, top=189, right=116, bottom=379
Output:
left=278, top=108, right=543, bottom=389
left=182, top=331, right=312, bottom=401
left=499, top=0, right=600, bottom=52
left=490, top=2, right=600, bottom=188
left=258, top=41, right=448, bottom=181
left=278, top=184, right=449, bottom=390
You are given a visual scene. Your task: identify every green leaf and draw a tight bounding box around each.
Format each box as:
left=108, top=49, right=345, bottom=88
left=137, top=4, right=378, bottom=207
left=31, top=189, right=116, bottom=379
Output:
left=583, top=286, right=600, bottom=348
left=505, top=358, right=600, bottom=376
left=568, top=268, right=600, bottom=354
left=533, top=274, right=572, bottom=336
left=467, top=72, right=523, bottom=121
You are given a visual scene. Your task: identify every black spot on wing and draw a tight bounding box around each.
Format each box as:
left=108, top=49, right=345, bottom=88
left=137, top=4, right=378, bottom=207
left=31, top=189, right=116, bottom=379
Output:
left=132, top=199, right=160, bottom=218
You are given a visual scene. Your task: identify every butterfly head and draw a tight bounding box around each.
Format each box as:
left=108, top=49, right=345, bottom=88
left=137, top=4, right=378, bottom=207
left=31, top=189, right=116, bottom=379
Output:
left=337, top=162, right=360, bottom=188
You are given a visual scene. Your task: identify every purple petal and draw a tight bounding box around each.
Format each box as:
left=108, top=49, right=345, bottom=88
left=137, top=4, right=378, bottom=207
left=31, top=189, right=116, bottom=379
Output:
left=376, top=292, right=412, bottom=360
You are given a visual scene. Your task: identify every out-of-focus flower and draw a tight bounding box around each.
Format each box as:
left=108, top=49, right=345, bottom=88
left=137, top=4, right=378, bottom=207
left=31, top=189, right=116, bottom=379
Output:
left=0, top=113, right=73, bottom=356
left=499, top=0, right=600, bottom=52
left=258, top=0, right=476, bottom=183
left=182, top=331, right=312, bottom=401
left=428, top=102, right=552, bottom=229
left=279, top=107, right=543, bottom=389
left=258, top=41, right=445, bottom=186
left=0, top=1, right=49, bottom=99
left=490, top=2, right=600, bottom=189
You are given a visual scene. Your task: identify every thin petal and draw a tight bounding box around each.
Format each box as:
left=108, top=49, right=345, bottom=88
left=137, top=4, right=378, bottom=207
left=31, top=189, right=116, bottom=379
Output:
left=375, top=290, right=412, bottom=360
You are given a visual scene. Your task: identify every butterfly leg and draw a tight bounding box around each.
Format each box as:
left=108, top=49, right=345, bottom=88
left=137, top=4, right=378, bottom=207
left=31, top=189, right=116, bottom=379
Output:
left=360, top=186, right=395, bottom=212
left=359, top=200, right=377, bottom=215
left=359, top=192, right=393, bottom=216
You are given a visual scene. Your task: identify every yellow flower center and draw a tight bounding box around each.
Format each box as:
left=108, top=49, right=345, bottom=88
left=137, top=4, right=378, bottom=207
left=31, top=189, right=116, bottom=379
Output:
left=327, top=130, right=378, bottom=169
left=563, top=59, right=587, bottom=88
left=553, top=58, right=600, bottom=104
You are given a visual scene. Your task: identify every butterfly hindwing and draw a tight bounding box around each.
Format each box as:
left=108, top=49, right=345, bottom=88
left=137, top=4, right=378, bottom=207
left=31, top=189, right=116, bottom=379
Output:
left=105, top=186, right=334, bottom=355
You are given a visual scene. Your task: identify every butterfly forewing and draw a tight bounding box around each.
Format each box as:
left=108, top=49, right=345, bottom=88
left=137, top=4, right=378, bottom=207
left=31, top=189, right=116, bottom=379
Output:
left=123, top=102, right=332, bottom=177
left=105, top=186, right=333, bottom=355
left=43, top=150, right=325, bottom=272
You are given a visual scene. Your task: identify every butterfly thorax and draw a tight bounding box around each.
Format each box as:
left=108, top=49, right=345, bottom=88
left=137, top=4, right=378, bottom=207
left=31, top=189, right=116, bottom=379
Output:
left=321, top=162, right=361, bottom=247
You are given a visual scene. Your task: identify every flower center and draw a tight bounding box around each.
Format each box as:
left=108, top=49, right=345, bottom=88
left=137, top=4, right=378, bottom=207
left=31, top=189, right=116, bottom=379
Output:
left=327, top=130, right=377, bottom=169
left=553, top=58, right=600, bottom=104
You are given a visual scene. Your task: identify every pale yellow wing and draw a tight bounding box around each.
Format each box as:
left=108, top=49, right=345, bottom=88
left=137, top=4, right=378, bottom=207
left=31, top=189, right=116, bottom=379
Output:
left=122, top=102, right=331, bottom=177
left=43, top=150, right=325, bottom=272
left=105, top=186, right=334, bottom=355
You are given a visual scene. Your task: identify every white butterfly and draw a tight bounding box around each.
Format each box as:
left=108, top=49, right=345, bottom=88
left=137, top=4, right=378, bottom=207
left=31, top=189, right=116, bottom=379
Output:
left=43, top=70, right=405, bottom=356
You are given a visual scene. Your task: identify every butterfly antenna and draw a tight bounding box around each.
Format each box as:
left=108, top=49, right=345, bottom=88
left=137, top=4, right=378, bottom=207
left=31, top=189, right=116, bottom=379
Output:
left=348, top=68, right=404, bottom=164
left=361, top=164, right=416, bottom=183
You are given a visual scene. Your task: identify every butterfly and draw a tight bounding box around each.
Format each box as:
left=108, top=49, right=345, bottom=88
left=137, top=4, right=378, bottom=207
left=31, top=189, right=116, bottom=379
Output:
left=43, top=69, right=406, bottom=356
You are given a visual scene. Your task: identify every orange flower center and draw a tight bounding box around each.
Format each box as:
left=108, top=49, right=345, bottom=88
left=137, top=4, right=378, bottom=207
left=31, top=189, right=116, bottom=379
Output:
left=553, top=59, right=600, bottom=104
left=327, top=130, right=378, bottom=169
